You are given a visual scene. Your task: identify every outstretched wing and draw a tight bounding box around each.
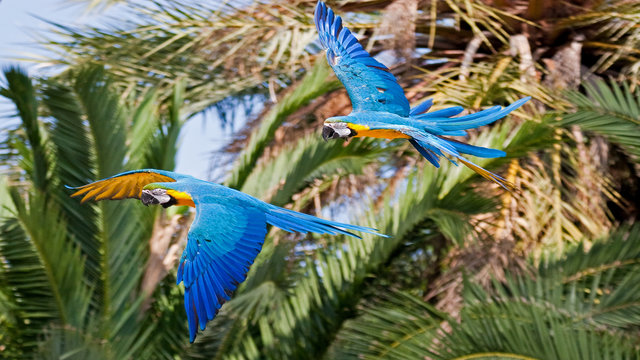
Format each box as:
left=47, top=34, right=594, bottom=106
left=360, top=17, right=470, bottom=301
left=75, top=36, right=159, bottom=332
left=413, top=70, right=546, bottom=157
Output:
left=315, top=1, right=410, bottom=116
left=67, top=169, right=179, bottom=203
left=177, top=197, right=267, bottom=343
left=177, top=187, right=387, bottom=342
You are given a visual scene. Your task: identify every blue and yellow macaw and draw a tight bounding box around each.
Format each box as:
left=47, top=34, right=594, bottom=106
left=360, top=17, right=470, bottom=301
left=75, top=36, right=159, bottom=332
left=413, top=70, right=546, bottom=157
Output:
left=68, top=169, right=385, bottom=342
left=315, top=2, right=530, bottom=190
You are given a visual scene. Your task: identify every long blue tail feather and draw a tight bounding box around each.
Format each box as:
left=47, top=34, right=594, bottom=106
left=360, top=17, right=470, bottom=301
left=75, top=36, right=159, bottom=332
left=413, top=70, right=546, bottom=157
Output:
left=266, top=206, right=387, bottom=238
left=442, top=138, right=506, bottom=158
left=410, top=136, right=515, bottom=191
left=406, top=97, right=528, bottom=188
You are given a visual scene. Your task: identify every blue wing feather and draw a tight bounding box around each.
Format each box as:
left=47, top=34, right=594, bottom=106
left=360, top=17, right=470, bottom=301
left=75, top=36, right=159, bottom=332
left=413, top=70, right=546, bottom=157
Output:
left=445, top=139, right=506, bottom=158
left=410, top=98, right=434, bottom=116
left=412, top=97, right=530, bottom=131
left=177, top=201, right=267, bottom=342
left=415, top=106, right=465, bottom=119
left=170, top=183, right=386, bottom=342
left=314, top=2, right=410, bottom=116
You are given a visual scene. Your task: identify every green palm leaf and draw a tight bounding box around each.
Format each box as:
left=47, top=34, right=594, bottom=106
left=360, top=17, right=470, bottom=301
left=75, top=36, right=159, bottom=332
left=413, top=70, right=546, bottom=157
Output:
left=1, top=65, right=190, bottom=358
left=43, top=81, right=102, bottom=284
left=0, top=190, right=92, bottom=352
left=0, top=67, right=49, bottom=191
left=327, top=291, right=446, bottom=360
left=563, top=79, right=640, bottom=161
left=241, top=136, right=386, bottom=206
left=226, top=60, right=339, bottom=190
left=328, top=225, right=640, bottom=360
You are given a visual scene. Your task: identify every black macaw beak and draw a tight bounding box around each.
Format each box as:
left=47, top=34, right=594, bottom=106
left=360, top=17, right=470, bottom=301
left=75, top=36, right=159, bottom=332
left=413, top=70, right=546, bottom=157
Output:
left=322, top=125, right=337, bottom=142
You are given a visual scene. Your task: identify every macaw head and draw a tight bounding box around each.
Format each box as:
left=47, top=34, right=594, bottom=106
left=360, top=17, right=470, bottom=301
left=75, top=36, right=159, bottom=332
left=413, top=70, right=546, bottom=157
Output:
left=141, top=184, right=195, bottom=208
left=322, top=117, right=356, bottom=141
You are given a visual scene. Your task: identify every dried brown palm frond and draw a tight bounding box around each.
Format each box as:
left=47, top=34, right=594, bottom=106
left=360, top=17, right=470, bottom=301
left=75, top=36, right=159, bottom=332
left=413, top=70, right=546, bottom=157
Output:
left=410, top=52, right=556, bottom=110
left=559, top=0, right=640, bottom=83
left=44, top=1, right=328, bottom=114
left=40, top=0, right=640, bottom=121
left=498, top=133, right=618, bottom=260
left=424, top=128, right=619, bottom=316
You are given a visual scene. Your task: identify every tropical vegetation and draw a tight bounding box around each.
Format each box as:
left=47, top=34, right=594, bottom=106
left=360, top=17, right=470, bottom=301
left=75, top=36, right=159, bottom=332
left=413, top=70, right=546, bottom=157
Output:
left=1, top=0, right=640, bottom=359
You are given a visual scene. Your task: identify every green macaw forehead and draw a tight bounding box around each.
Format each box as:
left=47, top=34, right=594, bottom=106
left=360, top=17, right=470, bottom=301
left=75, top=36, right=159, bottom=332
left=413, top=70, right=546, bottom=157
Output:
left=325, top=116, right=348, bottom=123
left=143, top=183, right=170, bottom=190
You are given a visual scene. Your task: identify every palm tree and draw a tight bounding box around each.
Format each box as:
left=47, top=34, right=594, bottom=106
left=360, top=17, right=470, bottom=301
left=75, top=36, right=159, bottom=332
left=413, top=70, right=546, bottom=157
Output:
left=328, top=224, right=640, bottom=359
left=1, top=0, right=639, bottom=358
left=0, top=66, right=189, bottom=358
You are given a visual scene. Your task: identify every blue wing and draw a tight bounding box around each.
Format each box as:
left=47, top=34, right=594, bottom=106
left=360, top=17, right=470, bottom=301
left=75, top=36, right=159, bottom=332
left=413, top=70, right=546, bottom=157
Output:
left=314, top=1, right=410, bottom=116
left=177, top=198, right=267, bottom=343
left=176, top=190, right=386, bottom=342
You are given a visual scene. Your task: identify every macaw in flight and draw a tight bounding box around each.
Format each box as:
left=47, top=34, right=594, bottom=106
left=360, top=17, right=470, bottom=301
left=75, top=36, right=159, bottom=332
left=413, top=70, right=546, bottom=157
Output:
left=69, top=169, right=385, bottom=342
left=315, top=1, right=530, bottom=190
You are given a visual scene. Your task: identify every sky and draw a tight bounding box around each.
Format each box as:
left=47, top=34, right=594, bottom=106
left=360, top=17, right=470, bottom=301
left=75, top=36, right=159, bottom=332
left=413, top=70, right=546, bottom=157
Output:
left=0, top=0, right=234, bottom=180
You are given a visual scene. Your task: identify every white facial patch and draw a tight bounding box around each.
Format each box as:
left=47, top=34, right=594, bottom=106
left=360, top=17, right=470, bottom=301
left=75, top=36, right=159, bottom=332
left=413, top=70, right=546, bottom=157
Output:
left=141, top=188, right=172, bottom=205
left=326, top=122, right=352, bottom=137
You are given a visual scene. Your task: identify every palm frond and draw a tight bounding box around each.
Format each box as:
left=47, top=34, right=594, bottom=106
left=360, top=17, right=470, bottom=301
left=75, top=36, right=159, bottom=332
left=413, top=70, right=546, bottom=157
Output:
left=226, top=60, right=339, bottom=190
left=144, top=80, right=186, bottom=170
left=126, top=89, right=161, bottom=168
left=329, top=225, right=640, bottom=360
left=43, top=1, right=325, bottom=116
left=562, top=1, right=640, bottom=79
left=439, top=294, right=639, bottom=359
left=1, top=64, right=189, bottom=357
left=64, top=0, right=127, bottom=13
left=563, top=78, right=640, bottom=161
left=0, top=190, right=92, bottom=351
left=531, top=225, right=640, bottom=330
left=411, top=56, right=555, bottom=111
left=36, top=325, right=106, bottom=360
left=443, top=227, right=640, bottom=359
left=0, top=67, right=49, bottom=191
left=42, top=81, right=102, bottom=284
left=241, top=135, right=386, bottom=206
left=62, top=66, right=159, bottom=354
left=327, top=291, right=446, bottom=360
